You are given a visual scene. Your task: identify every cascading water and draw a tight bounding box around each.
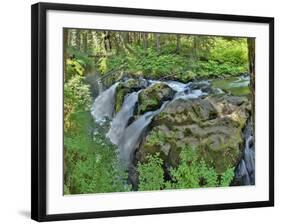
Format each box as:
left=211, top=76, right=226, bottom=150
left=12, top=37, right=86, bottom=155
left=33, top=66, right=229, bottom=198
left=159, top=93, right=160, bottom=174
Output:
left=97, top=79, right=104, bottom=95
left=92, top=79, right=209, bottom=166
left=117, top=102, right=168, bottom=166
left=91, top=82, right=119, bottom=123
left=235, top=121, right=255, bottom=185
left=91, top=76, right=254, bottom=186
left=107, top=91, right=139, bottom=145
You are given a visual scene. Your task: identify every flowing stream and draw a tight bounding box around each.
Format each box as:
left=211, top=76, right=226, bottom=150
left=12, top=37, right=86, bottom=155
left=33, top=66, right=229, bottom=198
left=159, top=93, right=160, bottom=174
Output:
left=91, top=75, right=254, bottom=185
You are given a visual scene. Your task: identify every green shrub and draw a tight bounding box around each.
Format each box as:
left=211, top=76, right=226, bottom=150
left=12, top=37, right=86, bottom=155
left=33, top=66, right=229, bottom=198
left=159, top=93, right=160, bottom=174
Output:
left=63, top=63, right=131, bottom=194
left=98, top=38, right=249, bottom=80
left=170, top=146, right=235, bottom=188
left=67, top=47, right=95, bottom=73
left=64, top=75, right=92, bottom=133
left=220, top=167, right=235, bottom=187
left=66, top=58, right=85, bottom=79
left=64, top=112, right=131, bottom=194
left=137, top=153, right=165, bottom=191
left=137, top=146, right=235, bottom=191
left=145, top=130, right=166, bottom=146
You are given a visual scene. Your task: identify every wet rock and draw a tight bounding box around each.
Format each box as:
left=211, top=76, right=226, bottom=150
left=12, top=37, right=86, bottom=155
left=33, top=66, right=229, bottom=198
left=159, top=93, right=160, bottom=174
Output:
left=136, top=95, right=251, bottom=174
left=137, top=83, right=175, bottom=115
left=115, top=78, right=148, bottom=112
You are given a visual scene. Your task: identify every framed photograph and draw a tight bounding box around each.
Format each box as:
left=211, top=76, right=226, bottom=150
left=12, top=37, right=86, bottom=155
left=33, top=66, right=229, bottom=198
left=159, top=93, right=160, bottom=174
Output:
left=31, top=2, right=274, bottom=222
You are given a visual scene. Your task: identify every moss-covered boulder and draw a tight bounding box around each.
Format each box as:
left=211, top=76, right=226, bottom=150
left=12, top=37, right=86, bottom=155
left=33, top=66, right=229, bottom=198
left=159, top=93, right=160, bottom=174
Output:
left=115, top=79, right=148, bottom=112
left=138, top=83, right=175, bottom=114
left=136, top=95, right=250, bottom=174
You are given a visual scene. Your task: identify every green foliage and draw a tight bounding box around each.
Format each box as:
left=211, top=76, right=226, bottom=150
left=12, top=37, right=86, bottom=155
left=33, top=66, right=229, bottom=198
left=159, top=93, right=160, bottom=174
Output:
left=64, top=75, right=92, bottom=133
left=115, top=85, right=130, bottom=113
left=65, top=29, right=251, bottom=80
left=101, top=40, right=248, bottom=80
left=64, top=53, right=131, bottom=194
left=138, top=98, right=159, bottom=114
left=197, top=160, right=218, bottom=187
left=64, top=112, right=131, bottom=194
left=63, top=29, right=248, bottom=194
left=104, top=47, right=189, bottom=80
left=170, top=146, right=235, bottom=188
left=169, top=148, right=200, bottom=189
left=137, top=146, right=235, bottom=191
left=220, top=167, right=235, bottom=187
left=145, top=130, right=166, bottom=146
left=98, top=57, right=108, bottom=74
left=66, top=58, right=85, bottom=79
left=193, top=38, right=249, bottom=76
left=210, top=38, right=248, bottom=65
left=137, top=153, right=165, bottom=191
left=67, top=46, right=95, bottom=72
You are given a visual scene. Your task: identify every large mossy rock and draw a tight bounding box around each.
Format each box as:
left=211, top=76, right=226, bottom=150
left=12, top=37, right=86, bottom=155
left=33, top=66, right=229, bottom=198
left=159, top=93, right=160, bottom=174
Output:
left=115, top=79, right=148, bottom=112
left=136, top=95, right=251, bottom=174
left=138, top=83, right=175, bottom=114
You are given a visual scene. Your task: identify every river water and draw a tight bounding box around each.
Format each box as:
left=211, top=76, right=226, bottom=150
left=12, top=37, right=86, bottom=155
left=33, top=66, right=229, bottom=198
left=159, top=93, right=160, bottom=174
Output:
left=91, top=75, right=254, bottom=186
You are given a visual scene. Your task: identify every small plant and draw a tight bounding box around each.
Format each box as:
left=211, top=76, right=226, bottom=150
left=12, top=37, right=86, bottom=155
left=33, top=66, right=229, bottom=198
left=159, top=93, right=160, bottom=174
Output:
left=170, top=146, right=235, bottom=188
left=137, top=146, right=235, bottom=191
left=137, top=153, right=165, bottom=191
left=220, top=167, right=235, bottom=187
left=145, top=130, right=166, bottom=146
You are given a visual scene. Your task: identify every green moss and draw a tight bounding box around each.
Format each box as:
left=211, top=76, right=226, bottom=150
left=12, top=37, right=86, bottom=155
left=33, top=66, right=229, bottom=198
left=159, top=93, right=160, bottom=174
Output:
left=115, top=79, right=147, bottom=113
left=138, top=83, right=174, bottom=114
left=138, top=98, right=159, bottom=114
left=115, top=86, right=129, bottom=112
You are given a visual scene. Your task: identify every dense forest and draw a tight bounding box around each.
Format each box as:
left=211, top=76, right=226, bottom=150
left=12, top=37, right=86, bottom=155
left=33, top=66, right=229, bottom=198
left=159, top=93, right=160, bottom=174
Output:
left=63, top=29, right=255, bottom=194
left=64, top=29, right=250, bottom=81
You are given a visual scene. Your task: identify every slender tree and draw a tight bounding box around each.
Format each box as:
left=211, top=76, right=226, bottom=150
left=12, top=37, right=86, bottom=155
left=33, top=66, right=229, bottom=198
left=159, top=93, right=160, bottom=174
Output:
left=63, top=29, right=69, bottom=80
left=156, top=33, right=161, bottom=53
left=247, top=38, right=255, bottom=133
left=176, top=34, right=181, bottom=53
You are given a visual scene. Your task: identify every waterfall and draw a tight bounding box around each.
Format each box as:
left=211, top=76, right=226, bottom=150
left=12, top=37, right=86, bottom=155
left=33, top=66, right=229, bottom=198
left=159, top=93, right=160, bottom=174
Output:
left=97, top=79, right=104, bottom=95
left=117, top=102, right=168, bottom=167
left=107, top=92, right=139, bottom=145
left=235, top=122, right=255, bottom=185
left=91, top=82, right=119, bottom=123
left=236, top=159, right=251, bottom=185
left=91, top=76, right=254, bottom=182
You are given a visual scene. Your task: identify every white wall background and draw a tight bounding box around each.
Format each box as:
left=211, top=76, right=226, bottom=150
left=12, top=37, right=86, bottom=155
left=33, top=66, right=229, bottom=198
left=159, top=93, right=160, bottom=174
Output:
left=0, top=0, right=279, bottom=223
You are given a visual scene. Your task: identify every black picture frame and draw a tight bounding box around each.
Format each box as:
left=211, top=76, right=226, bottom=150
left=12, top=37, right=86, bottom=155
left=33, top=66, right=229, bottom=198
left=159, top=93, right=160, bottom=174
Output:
left=31, top=2, right=274, bottom=222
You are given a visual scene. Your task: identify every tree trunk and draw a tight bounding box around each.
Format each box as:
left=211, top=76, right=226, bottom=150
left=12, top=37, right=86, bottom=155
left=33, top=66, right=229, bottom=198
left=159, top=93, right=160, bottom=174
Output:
left=156, top=33, right=161, bottom=53
left=103, top=31, right=111, bottom=52
left=143, top=33, right=148, bottom=49
left=82, top=31, right=88, bottom=53
left=75, top=30, right=81, bottom=50
left=247, top=38, right=255, bottom=135
left=176, top=34, right=181, bottom=53
left=63, top=29, right=68, bottom=80
left=193, top=36, right=199, bottom=59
